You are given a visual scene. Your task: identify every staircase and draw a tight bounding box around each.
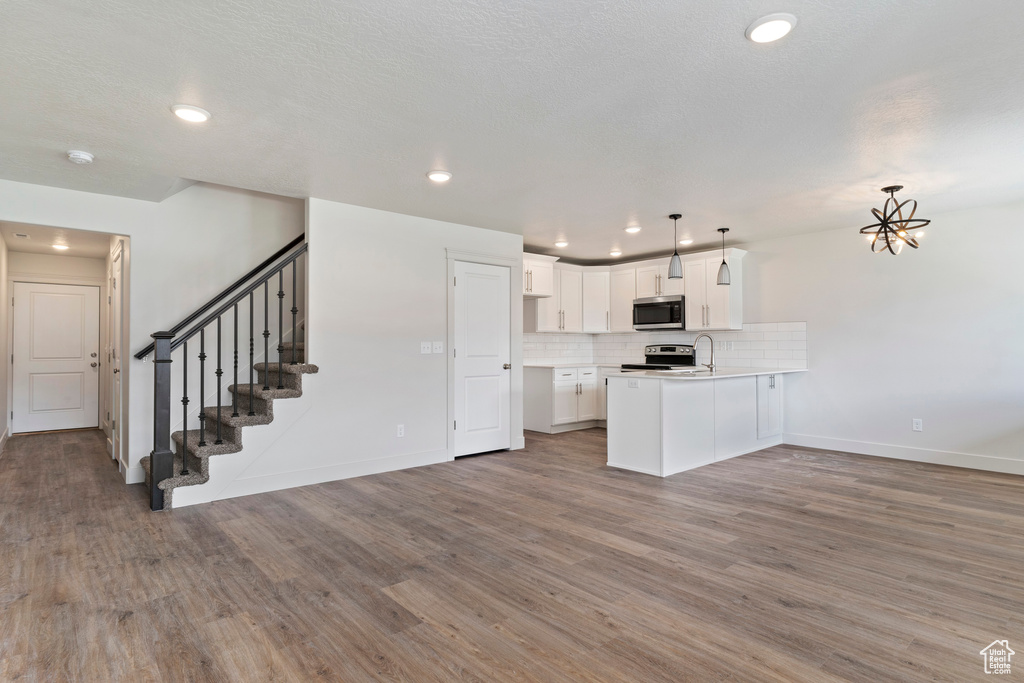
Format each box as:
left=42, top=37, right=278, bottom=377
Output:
left=141, top=343, right=317, bottom=508
left=136, top=235, right=314, bottom=510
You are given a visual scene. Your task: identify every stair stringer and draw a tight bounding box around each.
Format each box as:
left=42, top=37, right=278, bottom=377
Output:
left=170, top=391, right=314, bottom=508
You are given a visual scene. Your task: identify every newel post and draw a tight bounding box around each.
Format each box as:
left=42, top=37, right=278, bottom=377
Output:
left=150, top=331, right=175, bottom=511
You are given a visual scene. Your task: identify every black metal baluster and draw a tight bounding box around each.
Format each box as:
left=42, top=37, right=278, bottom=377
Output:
left=232, top=303, right=239, bottom=417
left=263, top=280, right=270, bottom=390
left=248, top=292, right=255, bottom=416
left=198, top=330, right=207, bottom=447
left=291, top=260, right=298, bottom=364
left=277, top=269, right=285, bottom=388
left=181, top=341, right=189, bottom=475
left=215, top=316, right=223, bottom=445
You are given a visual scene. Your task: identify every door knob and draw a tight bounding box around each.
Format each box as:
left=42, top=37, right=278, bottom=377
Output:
left=90, top=362, right=98, bottom=368
left=90, top=352, right=98, bottom=358
left=503, top=363, right=511, bottom=370
left=113, top=368, right=120, bottom=374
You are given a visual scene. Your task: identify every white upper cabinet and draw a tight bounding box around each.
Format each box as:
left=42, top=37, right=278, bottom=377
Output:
left=609, top=268, right=636, bottom=332
left=684, top=250, right=745, bottom=331
left=523, top=254, right=557, bottom=298
left=636, top=263, right=683, bottom=298
left=559, top=267, right=583, bottom=332
left=582, top=270, right=610, bottom=333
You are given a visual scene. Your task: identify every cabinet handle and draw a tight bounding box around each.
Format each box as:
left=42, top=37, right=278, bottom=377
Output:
left=526, top=270, right=531, bottom=292
left=529, top=270, right=533, bottom=292
left=606, top=311, right=609, bottom=330
left=657, top=274, right=662, bottom=295
left=706, top=304, right=710, bottom=327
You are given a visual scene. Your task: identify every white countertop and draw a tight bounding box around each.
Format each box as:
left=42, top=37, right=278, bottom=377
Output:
left=604, top=367, right=808, bottom=380
left=524, top=363, right=621, bottom=369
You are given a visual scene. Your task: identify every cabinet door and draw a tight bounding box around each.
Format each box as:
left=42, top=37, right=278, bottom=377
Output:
left=609, top=269, right=636, bottom=332
left=522, top=264, right=530, bottom=296
left=527, top=259, right=554, bottom=298
left=636, top=265, right=660, bottom=298
left=756, top=374, right=783, bottom=438
left=534, top=268, right=561, bottom=331
left=552, top=380, right=579, bottom=425
left=560, top=269, right=583, bottom=332
left=661, top=265, right=685, bottom=296
left=577, top=378, right=599, bottom=421
left=683, top=259, right=706, bottom=330
left=705, top=256, right=731, bottom=329
left=596, top=375, right=607, bottom=420
left=582, top=271, right=610, bottom=333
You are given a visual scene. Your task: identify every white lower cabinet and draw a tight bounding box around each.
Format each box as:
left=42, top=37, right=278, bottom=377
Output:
left=525, top=366, right=602, bottom=433
left=756, top=373, right=783, bottom=438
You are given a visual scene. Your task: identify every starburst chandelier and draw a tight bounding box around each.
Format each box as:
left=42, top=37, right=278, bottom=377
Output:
left=858, top=185, right=931, bottom=255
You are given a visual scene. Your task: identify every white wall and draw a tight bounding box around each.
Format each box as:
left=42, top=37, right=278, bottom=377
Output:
left=8, top=252, right=107, bottom=280
left=175, top=198, right=525, bottom=503
left=0, top=179, right=305, bottom=481
left=742, top=200, right=1024, bottom=472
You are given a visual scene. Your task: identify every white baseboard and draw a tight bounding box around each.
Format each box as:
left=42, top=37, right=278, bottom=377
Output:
left=0, top=427, right=9, bottom=456
left=124, top=464, right=145, bottom=484
left=784, top=433, right=1024, bottom=476
left=177, top=448, right=450, bottom=507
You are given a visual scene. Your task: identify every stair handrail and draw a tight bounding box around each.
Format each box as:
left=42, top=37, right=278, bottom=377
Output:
left=134, top=233, right=305, bottom=359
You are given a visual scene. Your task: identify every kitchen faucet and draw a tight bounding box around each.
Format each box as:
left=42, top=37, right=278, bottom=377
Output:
left=693, top=333, right=715, bottom=372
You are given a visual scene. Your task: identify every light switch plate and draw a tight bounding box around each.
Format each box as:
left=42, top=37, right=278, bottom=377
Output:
left=420, top=342, right=432, bottom=354
left=432, top=341, right=444, bottom=353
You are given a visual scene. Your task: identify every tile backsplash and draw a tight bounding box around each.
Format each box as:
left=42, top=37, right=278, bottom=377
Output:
left=525, top=322, right=807, bottom=369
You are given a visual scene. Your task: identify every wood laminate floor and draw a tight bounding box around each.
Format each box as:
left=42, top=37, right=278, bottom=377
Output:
left=2, top=428, right=1022, bottom=681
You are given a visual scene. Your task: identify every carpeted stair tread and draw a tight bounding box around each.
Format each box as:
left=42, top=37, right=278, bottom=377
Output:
left=142, top=451, right=209, bottom=492
left=202, top=406, right=274, bottom=428
left=228, top=383, right=302, bottom=400
left=253, top=362, right=319, bottom=375
left=172, top=429, right=243, bottom=456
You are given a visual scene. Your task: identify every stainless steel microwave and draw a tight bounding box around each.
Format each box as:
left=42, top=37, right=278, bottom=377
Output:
left=633, top=295, right=685, bottom=330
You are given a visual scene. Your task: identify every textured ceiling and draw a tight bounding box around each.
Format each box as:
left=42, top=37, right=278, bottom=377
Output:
left=2, top=0, right=1023, bottom=262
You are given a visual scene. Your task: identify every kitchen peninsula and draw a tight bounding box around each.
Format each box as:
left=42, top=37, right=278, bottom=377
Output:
left=606, top=367, right=807, bottom=477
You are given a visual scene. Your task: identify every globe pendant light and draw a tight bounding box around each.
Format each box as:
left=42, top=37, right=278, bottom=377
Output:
left=858, top=185, right=931, bottom=255
left=668, top=213, right=683, bottom=279
left=716, top=228, right=730, bottom=285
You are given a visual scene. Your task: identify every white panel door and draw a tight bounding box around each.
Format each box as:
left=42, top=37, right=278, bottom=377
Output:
left=454, top=262, right=511, bottom=456
left=13, top=282, right=100, bottom=433
left=582, top=271, right=610, bottom=333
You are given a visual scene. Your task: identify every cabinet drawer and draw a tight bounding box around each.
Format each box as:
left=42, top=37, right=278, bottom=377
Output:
left=577, top=367, right=598, bottom=379
left=553, top=368, right=578, bottom=380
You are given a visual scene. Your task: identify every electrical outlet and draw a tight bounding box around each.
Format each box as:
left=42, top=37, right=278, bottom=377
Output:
left=397, top=424, right=405, bottom=437
left=432, top=341, right=444, bottom=353
left=912, top=418, right=923, bottom=432
left=420, top=342, right=431, bottom=354
left=627, top=379, right=639, bottom=388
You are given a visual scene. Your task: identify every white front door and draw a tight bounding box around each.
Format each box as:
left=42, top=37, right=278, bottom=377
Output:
left=12, top=282, right=101, bottom=433
left=453, top=261, right=511, bottom=456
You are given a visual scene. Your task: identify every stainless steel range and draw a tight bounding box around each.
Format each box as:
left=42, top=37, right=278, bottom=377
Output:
left=621, top=344, right=696, bottom=371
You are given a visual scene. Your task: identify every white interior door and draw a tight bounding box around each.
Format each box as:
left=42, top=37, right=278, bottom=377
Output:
left=110, top=245, right=124, bottom=462
left=13, top=282, right=100, bottom=433
left=453, top=261, right=511, bottom=456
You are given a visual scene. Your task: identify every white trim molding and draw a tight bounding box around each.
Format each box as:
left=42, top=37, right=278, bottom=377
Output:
left=784, top=433, right=1024, bottom=476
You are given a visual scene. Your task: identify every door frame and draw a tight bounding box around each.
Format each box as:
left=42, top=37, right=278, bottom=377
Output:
left=8, top=278, right=105, bottom=433
left=107, top=239, right=127, bottom=467
left=445, top=249, right=525, bottom=461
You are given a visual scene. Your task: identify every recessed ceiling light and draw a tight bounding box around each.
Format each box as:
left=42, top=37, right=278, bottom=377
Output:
left=52, top=244, right=69, bottom=250
left=171, top=104, right=211, bottom=123
left=679, top=239, right=694, bottom=246
left=427, top=170, right=452, bottom=183
left=625, top=226, right=641, bottom=234
left=66, top=150, right=94, bottom=164
left=610, top=250, right=622, bottom=257
left=555, top=241, right=568, bottom=248
left=745, top=13, right=797, bottom=43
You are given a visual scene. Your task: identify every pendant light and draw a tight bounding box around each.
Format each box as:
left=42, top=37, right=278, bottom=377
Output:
left=668, top=214, right=683, bottom=279
left=716, top=228, right=730, bottom=285
left=858, top=185, right=931, bottom=255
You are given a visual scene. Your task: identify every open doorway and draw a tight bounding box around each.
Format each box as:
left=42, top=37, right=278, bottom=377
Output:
left=1, top=223, right=129, bottom=466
